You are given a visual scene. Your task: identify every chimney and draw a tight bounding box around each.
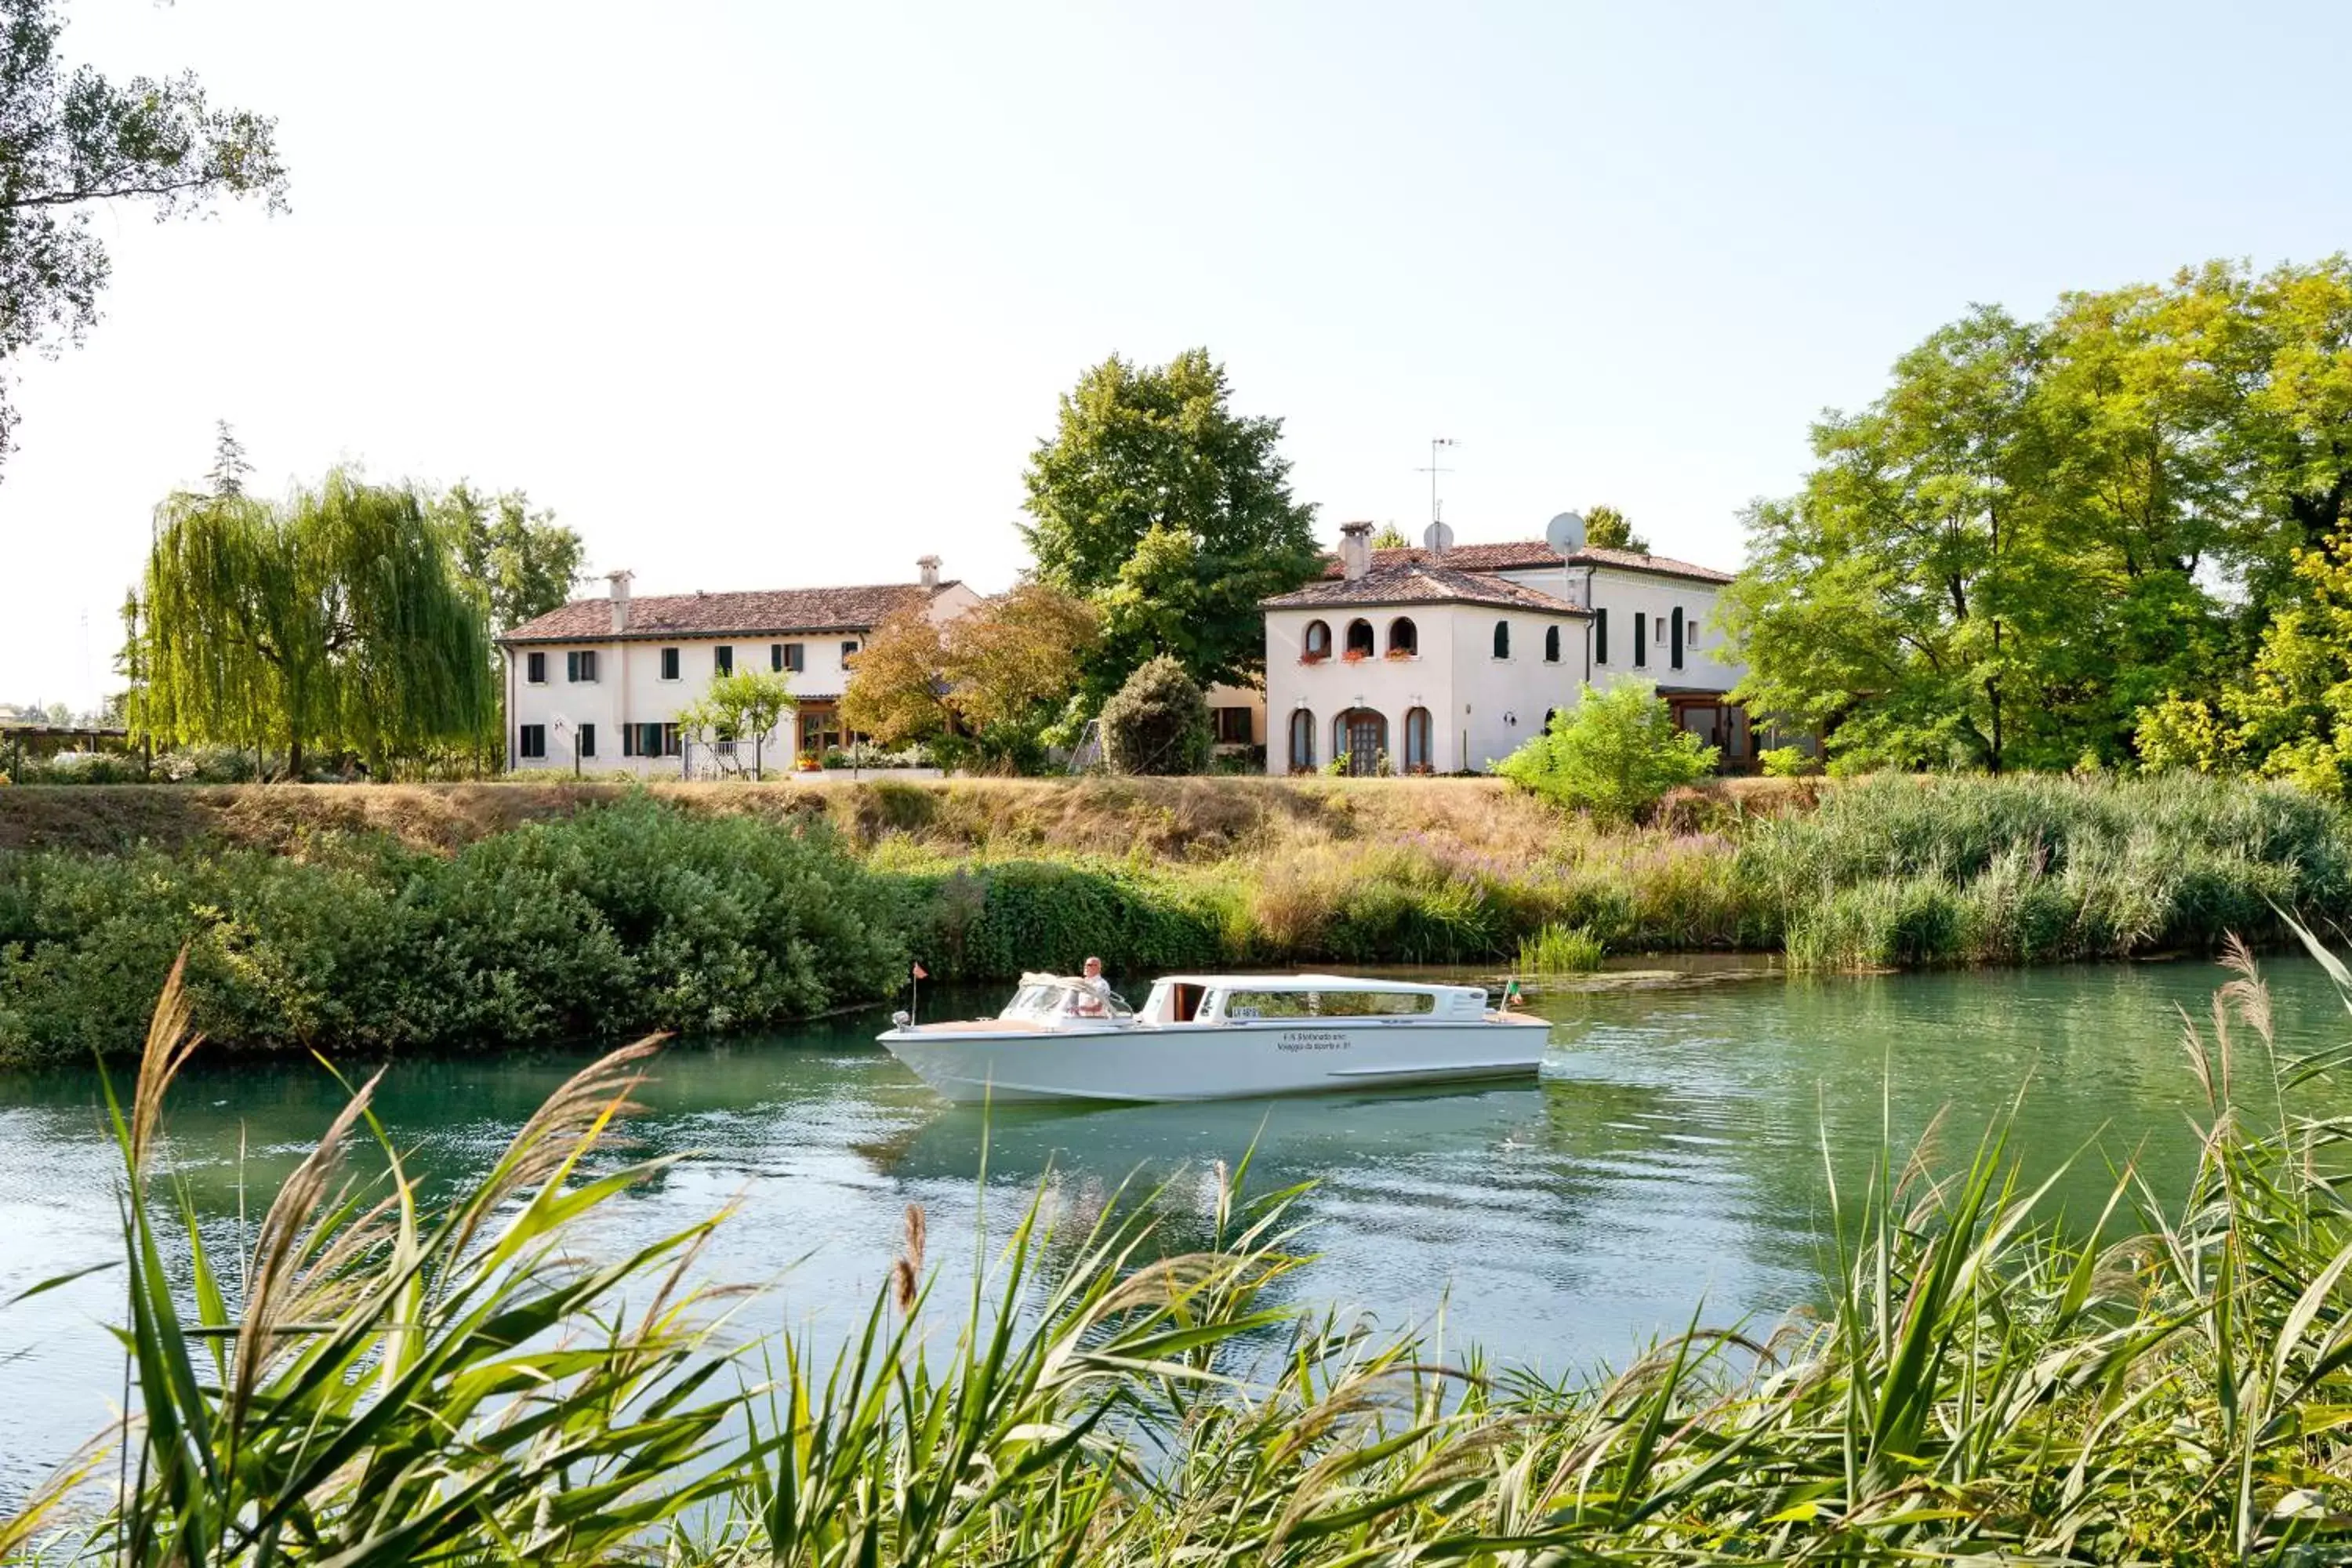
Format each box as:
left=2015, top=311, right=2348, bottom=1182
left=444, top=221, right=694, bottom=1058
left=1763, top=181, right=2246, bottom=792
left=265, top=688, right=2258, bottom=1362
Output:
left=606, top=569, right=633, bottom=634
left=916, top=554, right=942, bottom=590
left=1338, top=520, right=1374, bottom=582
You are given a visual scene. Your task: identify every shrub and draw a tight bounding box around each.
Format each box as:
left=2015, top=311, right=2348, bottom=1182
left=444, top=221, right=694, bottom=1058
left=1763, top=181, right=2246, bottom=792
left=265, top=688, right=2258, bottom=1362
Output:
left=1759, top=744, right=1820, bottom=778
left=1100, top=655, right=1213, bottom=775
left=1497, top=681, right=1719, bottom=823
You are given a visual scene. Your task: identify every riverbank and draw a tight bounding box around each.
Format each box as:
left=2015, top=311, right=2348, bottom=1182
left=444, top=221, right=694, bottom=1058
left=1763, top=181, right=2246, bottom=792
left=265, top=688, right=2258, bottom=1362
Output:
left=2, top=772, right=2347, bottom=1064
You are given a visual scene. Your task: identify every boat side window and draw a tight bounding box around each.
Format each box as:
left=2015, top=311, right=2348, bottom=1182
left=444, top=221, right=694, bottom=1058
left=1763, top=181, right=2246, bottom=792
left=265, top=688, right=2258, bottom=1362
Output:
left=1225, top=990, right=1318, bottom=1020
left=1167, top=983, right=1206, bottom=1023
left=1317, top=991, right=1437, bottom=1017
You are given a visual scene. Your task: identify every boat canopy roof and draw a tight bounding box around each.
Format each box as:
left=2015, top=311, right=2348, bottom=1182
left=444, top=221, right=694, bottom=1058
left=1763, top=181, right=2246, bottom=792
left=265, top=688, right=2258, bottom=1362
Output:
left=1152, top=974, right=1484, bottom=994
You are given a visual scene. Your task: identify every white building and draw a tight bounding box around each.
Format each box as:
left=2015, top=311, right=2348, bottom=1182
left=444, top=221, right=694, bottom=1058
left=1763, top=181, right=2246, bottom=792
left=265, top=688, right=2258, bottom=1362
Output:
left=496, top=559, right=980, bottom=775
left=1258, top=522, right=1750, bottom=775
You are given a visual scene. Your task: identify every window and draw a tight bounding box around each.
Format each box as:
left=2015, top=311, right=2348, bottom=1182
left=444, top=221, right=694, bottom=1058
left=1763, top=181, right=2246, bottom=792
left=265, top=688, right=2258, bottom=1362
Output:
left=1403, top=706, right=1432, bottom=772
left=624, top=723, right=655, bottom=757
left=1344, top=619, right=1374, bottom=657
left=1635, top=612, right=1648, bottom=667
left=1287, top=708, right=1316, bottom=771
left=1595, top=608, right=1609, bottom=665
left=1215, top=706, right=1254, bottom=745
left=566, top=649, right=598, bottom=683
left=1302, top=620, right=1331, bottom=659
left=1671, top=607, right=1685, bottom=670
left=517, top=724, right=546, bottom=759
left=524, top=651, right=546, bottom=684
left=713, top=644, right=734, bottom=676
left=840, top=640, right=858, bottom=664
left=1492, top=621, right=1511, bottom=659
left=1544, top=625, right=1561, bottom=663
left=1687, top=618, right=1701, bottom=652
left=659, top=647, right=681, bottom=681
left=778, top=642, right=804, bottom=673
left=1388, top=616, right=1417, bottom=656
left=577, top=723, right=597, bottom=759
left=661, top=722, right=682, bottom=757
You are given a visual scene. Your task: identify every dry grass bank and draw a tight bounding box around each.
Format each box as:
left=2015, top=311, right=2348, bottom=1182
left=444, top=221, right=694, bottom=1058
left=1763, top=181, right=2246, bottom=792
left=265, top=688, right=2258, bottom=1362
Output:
left=0, top=775, right=1822, bottom=859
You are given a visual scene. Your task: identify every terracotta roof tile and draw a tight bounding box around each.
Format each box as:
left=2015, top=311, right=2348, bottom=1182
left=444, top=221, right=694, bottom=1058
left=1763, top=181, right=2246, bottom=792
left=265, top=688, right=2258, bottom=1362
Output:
left=1263, top=563, right=1589, bottom=613
left=1319, top=539, right=1733, bottom=585
left=499, top=582, right=958, bottom=644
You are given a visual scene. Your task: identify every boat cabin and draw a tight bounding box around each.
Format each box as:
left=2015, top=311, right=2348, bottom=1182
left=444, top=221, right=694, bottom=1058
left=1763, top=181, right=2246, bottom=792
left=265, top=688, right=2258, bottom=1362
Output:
left=1138, top=975, right=1491, bottom=1026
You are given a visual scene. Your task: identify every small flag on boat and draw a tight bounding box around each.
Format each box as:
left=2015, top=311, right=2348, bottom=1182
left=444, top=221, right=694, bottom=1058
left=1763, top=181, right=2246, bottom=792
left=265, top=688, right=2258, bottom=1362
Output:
left=1502, top=978, right=1521, bottom=1007
left=911, top=961, right=928, bottom=980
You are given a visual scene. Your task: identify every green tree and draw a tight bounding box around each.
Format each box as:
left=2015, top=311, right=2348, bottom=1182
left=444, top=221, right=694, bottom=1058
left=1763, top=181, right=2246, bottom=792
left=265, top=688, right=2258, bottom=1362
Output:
left=1099, top=654, right=1212, bottom=775
left=1726, top=257, right=2352, bottom=774
left=1497, top=680, right=1717, bottom=823
left=434, top=483, right=586, bottom=633
left=1583, top=505, right=1650, bottom=553
left=0, top=0, right=286, bottom=470
left=1370, top=522, right=1411, bottom=550
left=1020, top=350, right=1320, bottom=694
left=677, top=669, right=797, bottom=777
left=136, top=470, right=493, bottom=778
left=2138, top=530, right=2352, bottom=794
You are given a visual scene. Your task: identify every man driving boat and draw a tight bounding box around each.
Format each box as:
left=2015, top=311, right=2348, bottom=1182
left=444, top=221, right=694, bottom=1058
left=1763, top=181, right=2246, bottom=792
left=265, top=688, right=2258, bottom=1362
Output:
left=1074, top=956, right=1112, bottom=1015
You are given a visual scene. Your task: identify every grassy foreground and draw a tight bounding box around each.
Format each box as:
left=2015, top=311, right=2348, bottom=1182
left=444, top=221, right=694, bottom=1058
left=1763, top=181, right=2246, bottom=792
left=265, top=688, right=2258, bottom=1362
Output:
left=2, top=772, right=2349, bottom=1064
left=13, top=943, right=2352, bottom=1563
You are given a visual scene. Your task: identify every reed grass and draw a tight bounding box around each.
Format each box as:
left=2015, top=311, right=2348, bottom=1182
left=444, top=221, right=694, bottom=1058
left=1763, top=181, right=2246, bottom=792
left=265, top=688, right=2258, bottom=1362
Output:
left=1515, top=920, right=1606, bottom=974
left=13, top=935, right=2352, bottom=1562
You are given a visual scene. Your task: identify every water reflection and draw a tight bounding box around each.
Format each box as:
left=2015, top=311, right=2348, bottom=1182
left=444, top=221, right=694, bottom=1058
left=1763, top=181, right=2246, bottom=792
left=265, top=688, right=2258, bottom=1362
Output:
left=5, top=953, right=2346, bottom=1501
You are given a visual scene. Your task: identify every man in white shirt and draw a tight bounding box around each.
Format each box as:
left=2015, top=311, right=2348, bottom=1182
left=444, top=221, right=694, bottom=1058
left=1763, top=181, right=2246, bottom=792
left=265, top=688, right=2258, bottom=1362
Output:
left=1075, top=955, right=1112, bottom=1014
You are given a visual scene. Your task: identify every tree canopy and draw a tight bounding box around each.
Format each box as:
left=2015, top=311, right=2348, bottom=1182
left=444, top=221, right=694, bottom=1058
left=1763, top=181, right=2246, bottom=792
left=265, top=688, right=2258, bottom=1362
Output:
left=134, top=471, right=495, bottom=776
left=1584, top=505, right=1650, bottom=553
left=840, top=583, right=1101, bottom=771
left=1020, top=350, right=1320, bottom=695
left=1370, top=522, right=1412, bottom=550
left=1100, top=654, right=1212, bottom=776
left=1724, top=256, right=2352, bottom=773
left=433, top=482, right=586, bottom=633
left=0, top=0, right=287, bottom=470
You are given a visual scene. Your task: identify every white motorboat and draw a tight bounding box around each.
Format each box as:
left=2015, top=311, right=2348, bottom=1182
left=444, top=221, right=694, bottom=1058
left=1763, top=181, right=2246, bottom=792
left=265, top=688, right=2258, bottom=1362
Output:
left=877, top=971, right=1551, bottom=1103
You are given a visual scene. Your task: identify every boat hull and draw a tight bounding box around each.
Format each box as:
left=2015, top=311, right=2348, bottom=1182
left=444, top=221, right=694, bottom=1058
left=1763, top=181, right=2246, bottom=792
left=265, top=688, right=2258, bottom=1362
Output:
left=876, top=1018, right=1549, bottom=1103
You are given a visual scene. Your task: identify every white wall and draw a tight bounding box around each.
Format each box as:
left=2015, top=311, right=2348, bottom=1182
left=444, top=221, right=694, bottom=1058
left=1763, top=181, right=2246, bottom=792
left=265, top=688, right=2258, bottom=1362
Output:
left=1497, top=565, right=1742, bottom=695
left=1443, top=606, right=1588, bottom=771
left=503, top=584, right=982, bottom=775
left=506, top=632, right=874, bottom=774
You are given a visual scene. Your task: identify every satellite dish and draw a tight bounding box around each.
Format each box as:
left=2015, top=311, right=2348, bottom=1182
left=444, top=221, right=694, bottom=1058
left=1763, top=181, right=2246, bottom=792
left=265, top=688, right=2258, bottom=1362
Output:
left=1422, top=521, right=1455, bottom=554
left=1545, top=511, right=1587, bottom=555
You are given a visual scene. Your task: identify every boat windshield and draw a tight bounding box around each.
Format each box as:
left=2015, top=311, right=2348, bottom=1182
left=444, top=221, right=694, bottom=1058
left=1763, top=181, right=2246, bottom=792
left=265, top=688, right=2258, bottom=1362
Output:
left=999, top=978, right=1132, bottom=1022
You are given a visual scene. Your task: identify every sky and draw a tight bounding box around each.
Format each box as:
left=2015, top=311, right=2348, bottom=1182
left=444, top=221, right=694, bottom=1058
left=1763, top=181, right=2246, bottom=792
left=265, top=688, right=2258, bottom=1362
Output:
left=5, top=0, right=2350, bottom=711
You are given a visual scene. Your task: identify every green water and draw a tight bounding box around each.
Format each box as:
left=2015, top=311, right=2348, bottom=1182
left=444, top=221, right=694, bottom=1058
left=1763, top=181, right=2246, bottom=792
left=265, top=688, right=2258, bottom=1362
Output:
left=4, top=953, right=2347, bottom=1499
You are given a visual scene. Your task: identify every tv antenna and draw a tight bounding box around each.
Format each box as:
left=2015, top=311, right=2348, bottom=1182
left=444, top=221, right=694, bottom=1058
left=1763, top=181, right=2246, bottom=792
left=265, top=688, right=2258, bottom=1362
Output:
left=1417, top=437, right=1457, bottom=528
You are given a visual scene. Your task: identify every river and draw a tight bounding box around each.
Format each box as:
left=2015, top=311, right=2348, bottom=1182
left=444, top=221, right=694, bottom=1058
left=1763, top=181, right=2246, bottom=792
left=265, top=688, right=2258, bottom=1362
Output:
left=4, top=952, right=2347, bottom=1499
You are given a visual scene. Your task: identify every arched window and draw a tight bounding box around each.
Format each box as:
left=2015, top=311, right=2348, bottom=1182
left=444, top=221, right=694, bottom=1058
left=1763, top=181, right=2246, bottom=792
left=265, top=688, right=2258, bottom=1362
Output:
left=1541, top=707, right=1558, bottom=734
left=1288, top=708, right=1316, bottom=772
left=1388, top=617, right=1417, bottom=657
left=1345, top=619, right=1375, bottom=657
left=1492, top=621, right=1511, bottom=659
left=1544, top=625, right=1561, bottom=663
left=1671, top=607, right=1686, bottom=670
left=1302, top=620, right=1331, bottom=659
left=1403, top=706, right=1432, bottom=772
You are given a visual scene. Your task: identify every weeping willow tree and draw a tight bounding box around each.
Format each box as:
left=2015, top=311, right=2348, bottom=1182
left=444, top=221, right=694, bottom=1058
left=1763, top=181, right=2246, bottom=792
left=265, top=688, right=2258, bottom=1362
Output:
left=137, top=471, right=495, bottom=778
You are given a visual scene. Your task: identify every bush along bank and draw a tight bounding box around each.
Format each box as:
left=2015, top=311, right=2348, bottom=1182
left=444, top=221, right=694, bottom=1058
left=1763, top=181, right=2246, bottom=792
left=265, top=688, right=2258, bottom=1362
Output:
left=5, top=773, right=2352, bottom=1064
